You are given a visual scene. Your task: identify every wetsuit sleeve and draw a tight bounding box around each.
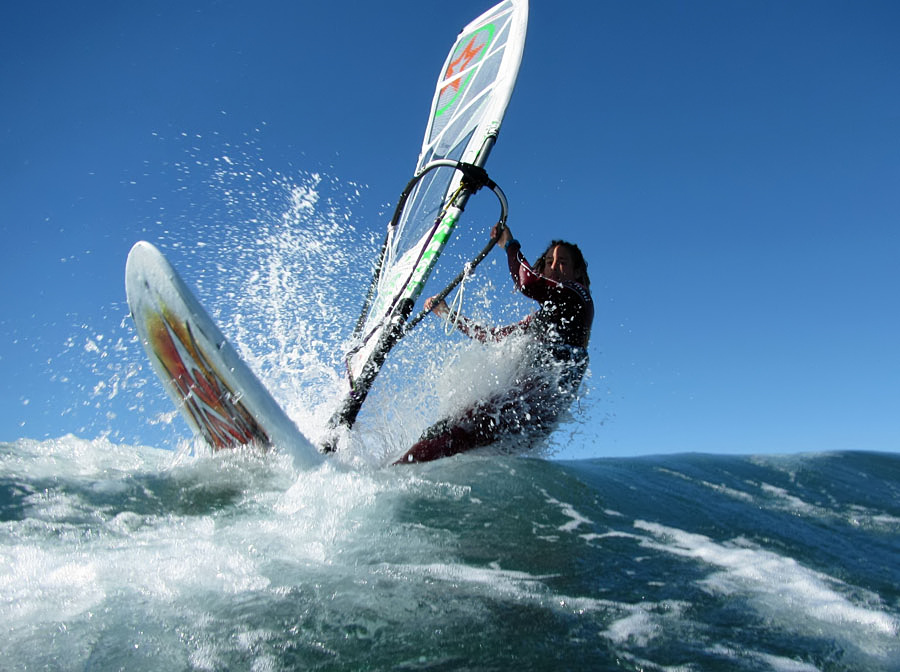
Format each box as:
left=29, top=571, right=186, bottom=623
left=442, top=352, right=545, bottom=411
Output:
left=505, top=239, right=524, bottom=285
left=454, top=314, right=530, bottom=343
left=506, top=239, right=555, bottom=303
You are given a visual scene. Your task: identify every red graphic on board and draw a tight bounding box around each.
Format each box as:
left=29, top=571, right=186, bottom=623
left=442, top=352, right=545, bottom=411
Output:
left=146, top=307, right=270, bottom=450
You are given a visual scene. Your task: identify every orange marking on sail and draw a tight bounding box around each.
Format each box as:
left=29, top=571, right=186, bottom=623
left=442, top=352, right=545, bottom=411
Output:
left=441, top=35, right=484, bottom=97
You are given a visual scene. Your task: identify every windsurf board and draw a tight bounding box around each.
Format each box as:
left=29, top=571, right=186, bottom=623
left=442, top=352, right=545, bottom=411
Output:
left=125, top=241, right=322, bottom=468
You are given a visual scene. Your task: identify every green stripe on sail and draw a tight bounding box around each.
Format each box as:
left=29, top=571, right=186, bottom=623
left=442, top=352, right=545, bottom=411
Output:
left=402, top=209, right=460, bottom=300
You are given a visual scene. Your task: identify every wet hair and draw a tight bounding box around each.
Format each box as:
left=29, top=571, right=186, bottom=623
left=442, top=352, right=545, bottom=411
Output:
left=534, top=240, right=590, bottom=288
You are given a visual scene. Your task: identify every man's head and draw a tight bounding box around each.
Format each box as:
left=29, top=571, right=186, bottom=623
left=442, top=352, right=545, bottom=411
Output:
left=535, top=240, right=590, bottom=288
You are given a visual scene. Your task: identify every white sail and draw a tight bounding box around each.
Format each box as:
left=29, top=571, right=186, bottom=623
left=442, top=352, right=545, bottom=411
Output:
left=347, top=0, right=528, bottom=387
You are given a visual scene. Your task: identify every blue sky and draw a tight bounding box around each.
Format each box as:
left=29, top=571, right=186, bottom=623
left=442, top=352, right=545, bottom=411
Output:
left=1, top=1, right=898, bottom=458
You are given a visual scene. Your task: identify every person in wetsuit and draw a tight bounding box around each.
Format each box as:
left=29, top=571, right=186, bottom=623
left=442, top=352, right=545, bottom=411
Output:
left=394, top=224, right=593, bottom=464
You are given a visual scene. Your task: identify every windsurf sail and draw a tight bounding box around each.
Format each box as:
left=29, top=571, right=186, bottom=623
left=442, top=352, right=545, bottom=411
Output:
left=325, top=0, right=528, bottom=442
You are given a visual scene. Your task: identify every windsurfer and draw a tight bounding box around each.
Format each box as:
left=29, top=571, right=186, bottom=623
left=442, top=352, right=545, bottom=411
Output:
left=394, top=224, right=594, bottom=464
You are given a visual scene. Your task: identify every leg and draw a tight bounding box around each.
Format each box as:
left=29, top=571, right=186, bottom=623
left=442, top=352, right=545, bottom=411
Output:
left=392, top=401, right=509, bottom=465
left=392, top=421, right=481, bottom=464
left=393, top=389, right=554, bottom=465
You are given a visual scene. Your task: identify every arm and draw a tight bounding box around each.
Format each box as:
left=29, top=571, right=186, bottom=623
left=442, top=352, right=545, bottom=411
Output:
left=503, top=239, right=555, bottom=303
left=492, top=223, right=538, bottom=296
left=456, top=314, right=529, bottom=343
left=423, top=295, right=528, bottom=343
left=503, top=238, right=572, bottom=305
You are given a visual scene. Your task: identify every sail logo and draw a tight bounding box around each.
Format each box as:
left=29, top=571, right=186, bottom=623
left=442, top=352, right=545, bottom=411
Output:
left=435, top=25, right=495, bottom=118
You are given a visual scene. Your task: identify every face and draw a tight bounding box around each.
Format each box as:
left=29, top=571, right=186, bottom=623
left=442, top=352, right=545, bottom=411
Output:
left=544, top=245, right=578, bottom=283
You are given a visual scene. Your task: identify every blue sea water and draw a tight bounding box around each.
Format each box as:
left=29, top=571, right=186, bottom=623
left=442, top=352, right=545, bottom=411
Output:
left=2, top=437, right=898, bottom=671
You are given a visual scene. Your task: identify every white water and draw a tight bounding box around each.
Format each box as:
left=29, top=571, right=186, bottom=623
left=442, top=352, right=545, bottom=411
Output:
left=4, top=437, right=900, bottom=670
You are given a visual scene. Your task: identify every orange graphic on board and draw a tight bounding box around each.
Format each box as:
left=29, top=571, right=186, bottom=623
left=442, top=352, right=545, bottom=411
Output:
left=146, top=306, right=269, bottom=450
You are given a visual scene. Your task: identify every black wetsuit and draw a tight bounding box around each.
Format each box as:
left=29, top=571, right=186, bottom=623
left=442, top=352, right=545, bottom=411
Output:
left=395, top=240, right=594, bottom=464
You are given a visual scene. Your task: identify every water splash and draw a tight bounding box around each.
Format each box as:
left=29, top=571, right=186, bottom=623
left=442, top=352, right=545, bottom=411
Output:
left=62, top=128, right=595, bottom=462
